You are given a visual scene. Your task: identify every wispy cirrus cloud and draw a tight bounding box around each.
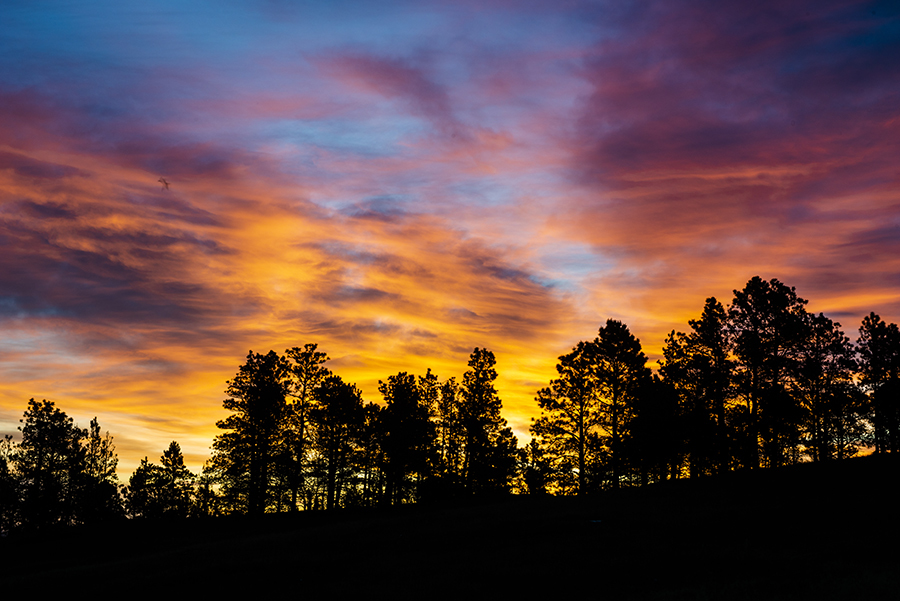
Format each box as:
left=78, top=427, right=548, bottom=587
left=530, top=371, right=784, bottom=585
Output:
left=319, top=53, right=467, bottom=139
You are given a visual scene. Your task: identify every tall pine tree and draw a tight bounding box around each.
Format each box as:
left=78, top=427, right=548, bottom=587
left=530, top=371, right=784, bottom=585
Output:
left=209, top=351, right=292, bottom=514
left=460, top=349, right=517, bottom=494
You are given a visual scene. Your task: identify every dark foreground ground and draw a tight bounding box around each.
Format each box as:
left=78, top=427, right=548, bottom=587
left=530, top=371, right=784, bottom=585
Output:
left=2, top=456, right=898, bottom=599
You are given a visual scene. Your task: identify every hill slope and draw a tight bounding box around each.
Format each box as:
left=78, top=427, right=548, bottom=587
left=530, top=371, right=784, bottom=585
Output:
left=3, top=455, right=898, bottom=598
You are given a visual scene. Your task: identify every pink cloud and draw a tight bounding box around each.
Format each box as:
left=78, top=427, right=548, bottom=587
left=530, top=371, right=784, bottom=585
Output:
left=318, top=52, right=468, bottom=139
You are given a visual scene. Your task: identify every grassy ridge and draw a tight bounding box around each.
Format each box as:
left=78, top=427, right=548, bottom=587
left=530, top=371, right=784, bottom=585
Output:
left=3, top=455, right=898, bottom=598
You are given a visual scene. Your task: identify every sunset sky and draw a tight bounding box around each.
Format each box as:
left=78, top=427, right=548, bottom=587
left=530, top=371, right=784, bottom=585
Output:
left=2, top=0, right=898, bottom=477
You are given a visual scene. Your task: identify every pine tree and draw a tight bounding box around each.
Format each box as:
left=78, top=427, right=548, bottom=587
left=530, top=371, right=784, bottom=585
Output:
left=310, top=374, right=365, bottom=510
left=77, top=417, right=122, bottom=521
left=159, top=441, right=194, bottom=517
left=728, top=277, right=809, bottom=468
left=283, top=344, right=331, bottom=510
left=594, top=320, right=650, bottom=489
left=659, top=298, right=732, bottom=476
left=794, top=313, right=860, bottom=461
left=460, top=348, right=517, bottom=493
left=857, top=313, right=900, bottom=453
left=125, top=457, right=162, bottom=518
left=378, top=372, right=435, bottom=504
left=531, top=340, right=603, bottom=494
left=15, top=399, right=85, bottom=528
left=0, top=435, right=18, bottom=532
left=434, top=377, right=464, bottom=486
left=209, top=350, right=292, bottom=514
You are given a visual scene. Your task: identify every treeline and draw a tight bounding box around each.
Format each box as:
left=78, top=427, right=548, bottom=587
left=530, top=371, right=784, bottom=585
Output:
left=527, top=276, right=898, bottom=494
left=191, top=345, right=519, bottom=515
left=0, top=347, right=521, bottom=527
left=1, top=276, right=899, bottom=528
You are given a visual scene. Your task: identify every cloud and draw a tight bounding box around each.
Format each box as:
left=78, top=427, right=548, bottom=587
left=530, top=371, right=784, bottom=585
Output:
left=572, top=0, right=899, bottom=180
left=2, top=0, right=899, bottom=474
left=318, top=52, right=468, bottom=139
left=16, top=200, right=78, bottom=220
left=547, top=0, right=900, bottom=332
left=0, top=151, right=89, bottom=181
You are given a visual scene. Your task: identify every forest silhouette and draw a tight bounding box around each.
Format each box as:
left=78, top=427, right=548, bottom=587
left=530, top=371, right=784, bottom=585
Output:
left=1, top=276, right=899, bottom=595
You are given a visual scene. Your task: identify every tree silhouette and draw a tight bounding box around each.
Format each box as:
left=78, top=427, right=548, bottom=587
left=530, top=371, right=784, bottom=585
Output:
left=460, top=348, right=517, bottom=493
left=532, top=340, right=604, bottom=494
left=210, top=350, right=292, bottom=514
left=159, top=441, right=194, bottom=517
left=728, top=277, right=809, bottom=468
left=15, top=399, right=86, bottom=528
left=517, top=437, right=551, bottom=495
left=660, top=298, right=733, bottom=476
left=124, top=457, right=162, bottom=518
left=857, top=313, right=900, bottom=453
left=84, top=417, right=118, bottom=486
left=310, top=374, right=365, bottom=510
left=625, top=375, right=681, bottom=485
left=417, top=369, right=443, bottom=480
left=433, top=377, right=464, bottom=489
left=8, top=402, right=122, bottom=528
left=125, top=441, right=193, bottom=519
left=594, top=320, right=650, bottom=489
left=283, top=344, right=331, bottom=510
left=194, top=461, right=223, bottom=517
left=76, top=417, right=122, bottom=522
left=350, top=401, right=384, bottom=507
left=0, top=435, right=18, bottom=532
left=378, top=372, right=435, bottom=504
left=794, top=313, right=861, bottom=461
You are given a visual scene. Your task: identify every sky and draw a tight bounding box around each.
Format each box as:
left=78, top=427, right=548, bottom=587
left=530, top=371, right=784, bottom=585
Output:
left=1, top=0, right=899, bottom=477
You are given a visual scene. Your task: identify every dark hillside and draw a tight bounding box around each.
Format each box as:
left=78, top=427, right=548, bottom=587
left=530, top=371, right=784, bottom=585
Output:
left=3, top=455, right=897, bottom=598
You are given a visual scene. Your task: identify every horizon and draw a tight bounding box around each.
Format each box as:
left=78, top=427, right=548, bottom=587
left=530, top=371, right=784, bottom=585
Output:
left=1, top=0, right=898, bottom=478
